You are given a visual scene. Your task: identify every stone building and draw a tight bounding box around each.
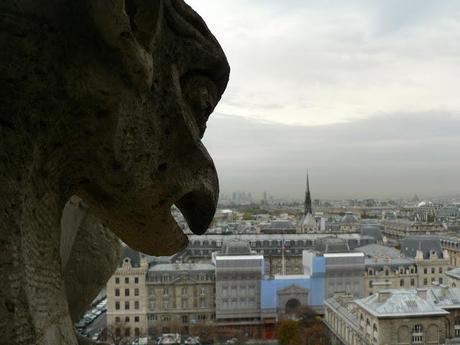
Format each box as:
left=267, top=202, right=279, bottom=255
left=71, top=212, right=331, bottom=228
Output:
left=357, top=243, right=451, bottom=296
left=340, top=212, right=361, bottom=233
left=446, top=268, right=460, bottom=288
left=440, top=236, right=460, bottom=267
left=382, top=219, right=446, bottom=241
left=181, top=233, right=375, bottom=276
left=325, top=286, right=460, bottom=345
left=145, top=263, right=215, bottom=335
left=259, top=220, right=297, bottom=234
left=401, top=236, right=451, bottom=287
left=106, top=248, right=149, bottom=339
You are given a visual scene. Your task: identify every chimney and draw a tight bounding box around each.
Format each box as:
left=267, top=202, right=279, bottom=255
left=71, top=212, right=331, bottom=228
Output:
left=378, top=290, right=391, bottom=303
left=417, top=288, right=427, bottom=299
left=415, top=250, right=424, bottom=260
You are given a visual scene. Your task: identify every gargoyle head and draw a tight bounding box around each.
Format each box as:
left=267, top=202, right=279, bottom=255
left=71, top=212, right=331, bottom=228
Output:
left=62, top=0, right=230, bottom=255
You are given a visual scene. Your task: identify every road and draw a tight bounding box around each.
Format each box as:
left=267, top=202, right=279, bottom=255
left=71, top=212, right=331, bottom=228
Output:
left=80, top=311, right=106, bottom=341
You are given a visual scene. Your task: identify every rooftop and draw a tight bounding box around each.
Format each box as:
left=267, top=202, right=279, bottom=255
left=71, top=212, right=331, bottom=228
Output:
left=148, top=263, right=215, bottom=272
left=355, top=289, right=449, bottom=317
left=355, top=244, right=402, bottom=259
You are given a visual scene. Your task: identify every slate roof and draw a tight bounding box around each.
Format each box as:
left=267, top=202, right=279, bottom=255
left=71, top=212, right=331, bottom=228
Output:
left=119, top=245, right=141, bottom=267
left=220, top=239, right=252, bottom=255
left=426, top=286, right=460, bottom=309
left=355, top=244, right=402, bottom=258
left=148, top=263, right=215, bottom=272
left=446, top=268, right=460, bottom=280
left=360, top=225, right=383, bottom=242
left=315, top=237, right=350, bottom=253
left=341, top=212, right=359, bottom=224
left=400, top=236, right=444, bottom=259
left=268, top=220, right=296, bottom=229
left=355, top=289, right=448, bottom=317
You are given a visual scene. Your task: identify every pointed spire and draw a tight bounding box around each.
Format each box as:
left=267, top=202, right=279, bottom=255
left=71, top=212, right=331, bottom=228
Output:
left=304, top=171, right=312, bottom=216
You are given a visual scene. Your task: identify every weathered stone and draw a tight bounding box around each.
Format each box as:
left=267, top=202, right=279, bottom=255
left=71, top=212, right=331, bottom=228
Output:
left=0, top=0, right=229, bottom=343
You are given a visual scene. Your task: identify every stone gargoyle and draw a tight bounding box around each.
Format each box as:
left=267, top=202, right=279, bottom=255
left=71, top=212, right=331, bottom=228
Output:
left=0, top=0, right=229, bottom=343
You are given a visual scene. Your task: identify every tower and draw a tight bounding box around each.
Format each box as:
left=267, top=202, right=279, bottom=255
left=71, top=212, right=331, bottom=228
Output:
left=304, top=172, right=312, bottom=216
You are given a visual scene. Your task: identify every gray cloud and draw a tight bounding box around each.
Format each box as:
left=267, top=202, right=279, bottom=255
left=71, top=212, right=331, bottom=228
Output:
left=204, top=112, right=460, bottom=200
left=186, top=1, right=460, bottom=199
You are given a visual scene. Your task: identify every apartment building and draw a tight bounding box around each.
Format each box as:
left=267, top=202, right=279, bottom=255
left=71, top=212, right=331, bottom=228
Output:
left=145, top=263, right=215, bottom=335
left=325, top=286, right=460, bottom=345
left=106, top=249, right=149, bottom=339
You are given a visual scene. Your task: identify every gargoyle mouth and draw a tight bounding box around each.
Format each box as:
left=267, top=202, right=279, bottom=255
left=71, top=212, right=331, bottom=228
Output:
left=175, top=189, right=217, bottom=235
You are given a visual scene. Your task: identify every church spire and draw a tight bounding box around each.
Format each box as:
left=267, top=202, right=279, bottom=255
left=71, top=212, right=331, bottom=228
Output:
left=304, top=171, right=312, bottom=216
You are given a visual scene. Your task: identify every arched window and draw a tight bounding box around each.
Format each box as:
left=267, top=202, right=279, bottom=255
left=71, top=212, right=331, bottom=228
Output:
left=373, top=323, right=378, bottom=340
left=412, top=324, right=424, bottom=344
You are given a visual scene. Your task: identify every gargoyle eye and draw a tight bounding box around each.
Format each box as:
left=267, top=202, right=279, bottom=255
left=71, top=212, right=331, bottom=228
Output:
left=182, top=74, right=218, bottom=138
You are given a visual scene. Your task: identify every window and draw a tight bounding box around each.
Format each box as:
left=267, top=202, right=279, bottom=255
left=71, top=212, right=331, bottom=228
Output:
left=115, top=288, right=120, bottom=297
left=115, top=328, right=121, bottom=337
left=431, top=267, right=435, bottom=274
left=424, top=268, right=428, bottom=274
left=439, top=277, right=443, bottom=284
left=163, top=288, right=169, bottom=296
left=135, top=328, right=140, bottom=336
left=400, top=279, right=404, bottom=287
left=125, top=288, right=130, bottom=296
left=412, top=324, right=423, bottom=344
left=134, top=288, right=139, bottom=296
left=135, top=277, right=139, bottom=284
left=411, top=278, right=415, bottom=286
left=424, top=278, right=428, bottom=285
left=135, top=301, right=140, bottom=310
left=149, top=300, right=156, bottom=310
left=455, top=318, right=460, bottom=337
left=182, top=298, right=189, bottom=308
left=135, top=316, right=139, bottom=322
left=369, top=281, right=373, bottom=288
left=125, top=277, right=129, bottom=284
left=115, top=317, right=120, bottom=323
left=125, top=328, right=130, bottom=337
left=182, top=315, right=188, bottom=324
left=125, top=316, right=130, bottom=322
left=439, top=267, right=443, bottom=273
left=115, top=277, right=120, bottom=284
left=125, top=301, right=130, bottom=310
left=115, top=301, right=120, bottom=310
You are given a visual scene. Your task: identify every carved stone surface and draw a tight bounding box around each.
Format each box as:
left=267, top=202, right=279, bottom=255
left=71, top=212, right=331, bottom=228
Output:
left=0, top=0, right=229, bottom=343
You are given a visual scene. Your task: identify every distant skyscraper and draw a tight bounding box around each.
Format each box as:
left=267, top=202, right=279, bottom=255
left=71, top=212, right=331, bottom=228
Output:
left=304, top=172, right=312, bottom=216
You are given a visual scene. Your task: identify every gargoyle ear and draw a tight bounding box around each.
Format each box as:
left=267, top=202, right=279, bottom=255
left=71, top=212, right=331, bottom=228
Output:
left=89, top=0, right=155, bottom=92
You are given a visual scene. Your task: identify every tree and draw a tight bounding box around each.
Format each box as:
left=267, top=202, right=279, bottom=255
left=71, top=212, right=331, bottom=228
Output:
left=276, top=320, right=303, bottom=345
left=105, top=320, right=131, bottom=345
left=303, top=322, right=329, bottom=345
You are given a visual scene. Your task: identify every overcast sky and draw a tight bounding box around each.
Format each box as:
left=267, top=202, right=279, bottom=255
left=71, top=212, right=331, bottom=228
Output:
left=187, top=0, right=460, bottom=200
